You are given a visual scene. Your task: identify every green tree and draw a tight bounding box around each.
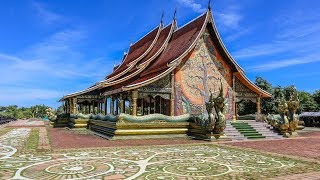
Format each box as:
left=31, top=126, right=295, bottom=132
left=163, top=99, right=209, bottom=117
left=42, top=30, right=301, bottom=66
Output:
left=255, top=76, right=273, bottom=93
left=313, top=90, right=320, bottom=110
left=237, top=100, right=256, bottom=115
left=255, top=77, right=276, bottom=114
left=30, top=105, right=50, bottom=118
left=56, top=105, right=64, bottom=114
left=298, top=91, right=318, bottom=113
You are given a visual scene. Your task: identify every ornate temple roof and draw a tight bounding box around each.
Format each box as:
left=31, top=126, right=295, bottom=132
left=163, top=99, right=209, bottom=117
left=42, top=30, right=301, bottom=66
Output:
left=105, top=25, right=162, bottom=81
left=60, top=8, right=271, bottom=101
left=98, top=22, right=176, bottom=87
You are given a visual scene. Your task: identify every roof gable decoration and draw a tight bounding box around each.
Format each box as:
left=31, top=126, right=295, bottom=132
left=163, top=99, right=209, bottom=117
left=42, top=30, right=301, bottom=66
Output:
left=123, top=11, right=210, bottom=90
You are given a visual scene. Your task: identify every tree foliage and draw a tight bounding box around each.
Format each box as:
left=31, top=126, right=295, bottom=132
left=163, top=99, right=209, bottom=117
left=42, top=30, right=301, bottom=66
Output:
left=298, top=91, right=318, bottom=113
left=313, top=90, right=320, bottom=109
left=0, top=104, right=52, bottom=119
left=238, top=76, right=319, bottom=115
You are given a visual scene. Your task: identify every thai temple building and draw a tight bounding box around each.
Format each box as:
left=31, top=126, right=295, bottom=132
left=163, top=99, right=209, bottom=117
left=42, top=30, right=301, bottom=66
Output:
left=59, top=6, right=271, bottom=121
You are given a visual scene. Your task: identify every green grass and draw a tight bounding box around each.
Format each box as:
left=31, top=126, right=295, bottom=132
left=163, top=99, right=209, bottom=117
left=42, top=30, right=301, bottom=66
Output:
left=0, top=127, right=12, bottom=137
left=23, top=128, right=39, bottom=152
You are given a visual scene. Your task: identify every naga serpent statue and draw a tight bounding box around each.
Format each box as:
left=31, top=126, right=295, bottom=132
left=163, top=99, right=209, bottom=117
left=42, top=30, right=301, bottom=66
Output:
left=266, top=86, right=300, bottom=137
left=212, top=82, right=226, bottom=134
left=287, top=87, right=300, bottom=132
left=199, top=81, right=226, bottom=137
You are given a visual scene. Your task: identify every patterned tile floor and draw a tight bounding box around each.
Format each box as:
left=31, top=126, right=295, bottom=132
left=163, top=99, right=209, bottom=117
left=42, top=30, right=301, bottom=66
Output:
left=0, top=126, right=319, bottom=179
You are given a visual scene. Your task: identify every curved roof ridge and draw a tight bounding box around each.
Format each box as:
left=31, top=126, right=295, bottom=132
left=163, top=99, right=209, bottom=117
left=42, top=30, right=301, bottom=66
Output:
left=207, top=10, right=245, bottom=73
left=140, top=11, right=208, bottom=77
left=104, top=24, right=163, bottom=81
left=234, top=72, right=272, bottom=98
left=130, top=24, right=163, bottom=48
left=60, top=84, right=99, bottom=101
left=123, top=11, right=209, bottom=90
left=98, top=22, right=175, bottom=87
left=174, top=11, right=207, bottom=33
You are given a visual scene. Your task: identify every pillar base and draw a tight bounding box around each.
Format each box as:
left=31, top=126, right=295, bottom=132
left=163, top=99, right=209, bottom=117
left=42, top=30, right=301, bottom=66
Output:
left=232, top=115, right=237, bottom=122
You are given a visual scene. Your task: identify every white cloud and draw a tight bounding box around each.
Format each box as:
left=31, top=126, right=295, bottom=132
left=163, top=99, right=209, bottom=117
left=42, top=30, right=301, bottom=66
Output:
left=177, top=0, right=206, bottom=13
left=230, top=5, right=320, bottom=73
left=214, top=12, right=242, bottom=29
left=225, top=27, right=252, bottom=42
left=32, top=1, right=62, bottom=24
left=247, top=55, right=320, bottom=72
left=0, top=28, right=113, bottom=86
left=0, top=88, right=61, bottom=102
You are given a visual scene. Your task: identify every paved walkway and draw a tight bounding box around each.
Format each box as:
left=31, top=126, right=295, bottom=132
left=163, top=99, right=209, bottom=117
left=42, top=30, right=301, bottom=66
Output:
left=1, top=127, right=319, bottom=179
left=0, top=122, right=319, bottom=179
left=7, top=119, right=45, bottom=127
left=224, top=131, right=320, bottom=160
left=270, top=172, right=320, bottom=180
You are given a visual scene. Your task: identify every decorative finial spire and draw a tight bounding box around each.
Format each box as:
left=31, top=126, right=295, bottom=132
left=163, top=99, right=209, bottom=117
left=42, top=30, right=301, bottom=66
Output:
left=173, top=8, right=177, bottom=21
left=208, top=0, right=212, bottom=11
left=160, top=10, right=164, bottom=24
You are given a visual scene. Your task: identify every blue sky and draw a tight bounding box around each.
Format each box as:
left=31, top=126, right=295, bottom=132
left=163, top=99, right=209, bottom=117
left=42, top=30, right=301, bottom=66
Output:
left=0, top=0, right=319, bottom=108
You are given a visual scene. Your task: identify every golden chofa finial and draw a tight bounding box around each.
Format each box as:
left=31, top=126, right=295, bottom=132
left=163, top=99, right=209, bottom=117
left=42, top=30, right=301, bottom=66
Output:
left=160, top=10, right=164, bottom=24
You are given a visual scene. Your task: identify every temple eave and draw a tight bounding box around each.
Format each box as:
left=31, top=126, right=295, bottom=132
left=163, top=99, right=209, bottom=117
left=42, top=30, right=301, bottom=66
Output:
left=234, top=72, right=272, bottom=98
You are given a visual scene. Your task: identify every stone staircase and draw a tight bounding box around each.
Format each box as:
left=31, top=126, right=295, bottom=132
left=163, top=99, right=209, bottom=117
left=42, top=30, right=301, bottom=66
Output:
left=224, top=120, right=283, bottom=141
left=231, top=122, right=266, bottom=139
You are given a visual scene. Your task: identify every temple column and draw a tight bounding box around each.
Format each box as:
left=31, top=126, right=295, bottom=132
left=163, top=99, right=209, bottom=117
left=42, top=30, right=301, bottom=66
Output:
left=132, top=90, right=138, bottom=116
left=141, top=98, right=144, bottom=115
left=104, top=97, right=108, bottom=115
left=120, top=95, right=124, bottom=113
left=89, top=101, right=92, bottom=114
left=92, top=102, right=94, bottom=114
left=65, top=101, right=68, bottom=113
left=68, top=99, right=71, bottom=113
left=170, top=72, right=175, bottom=116
left=110, top=96, right=114, bottom=115
left=66, top=99, right=69, bottom=113
left=73, top=98, right=78, bottom=114
left=256, top=96, right=261, bottom=121
left=160, top=98, right=162, bottom=114
left=232, top=93, right=237, bottom=122
left=115, top=97, right=119, bottom=115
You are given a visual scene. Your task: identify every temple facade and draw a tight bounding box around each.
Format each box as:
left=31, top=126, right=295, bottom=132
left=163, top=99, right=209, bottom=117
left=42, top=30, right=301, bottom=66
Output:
left=59, top=9, right=271, bottom=120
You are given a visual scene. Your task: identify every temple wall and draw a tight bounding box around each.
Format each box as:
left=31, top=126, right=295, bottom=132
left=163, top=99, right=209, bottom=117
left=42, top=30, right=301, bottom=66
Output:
left=174, top=29, right=234, bottom=119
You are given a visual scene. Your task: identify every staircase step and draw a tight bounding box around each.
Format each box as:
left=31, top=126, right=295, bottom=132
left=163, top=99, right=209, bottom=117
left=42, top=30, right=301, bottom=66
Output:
left=247, top=136, right=266, bottom=139
left=237, top=130, right=259, bottom=133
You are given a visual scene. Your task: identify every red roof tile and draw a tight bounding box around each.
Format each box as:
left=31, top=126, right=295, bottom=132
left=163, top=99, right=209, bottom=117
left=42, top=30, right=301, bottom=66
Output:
left=141, top=13, right=207, bottom=77
left=106, top=26, right=161, bottom=79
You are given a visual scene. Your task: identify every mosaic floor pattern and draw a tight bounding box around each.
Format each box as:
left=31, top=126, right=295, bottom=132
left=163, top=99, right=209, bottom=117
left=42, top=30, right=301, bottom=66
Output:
left=0, top=128, right=319, bottom=179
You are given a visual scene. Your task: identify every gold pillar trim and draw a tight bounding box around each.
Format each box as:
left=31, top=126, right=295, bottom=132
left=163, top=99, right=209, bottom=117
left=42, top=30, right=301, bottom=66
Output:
left=170, top=72, right=175, bottom=116
left=120, top=95, right=125, bottom=114
left=232, top=74, right=237, bottom=122
left=132, top=90, right=138, bottom=116
left=257, top=96, right=261, bottom=114
left=256, top=96, right=261, bottom=121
